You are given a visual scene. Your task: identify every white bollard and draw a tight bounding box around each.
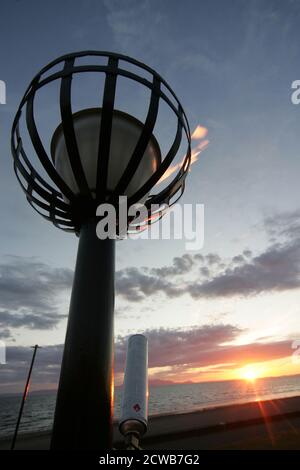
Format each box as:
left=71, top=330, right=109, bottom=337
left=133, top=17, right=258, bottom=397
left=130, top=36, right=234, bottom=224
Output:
left=119, top=334, right=148, bottom=437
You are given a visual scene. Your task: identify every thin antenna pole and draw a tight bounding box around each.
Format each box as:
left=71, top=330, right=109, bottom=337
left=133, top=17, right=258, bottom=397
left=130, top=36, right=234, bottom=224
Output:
left=11, top=344, right=40, bottom=450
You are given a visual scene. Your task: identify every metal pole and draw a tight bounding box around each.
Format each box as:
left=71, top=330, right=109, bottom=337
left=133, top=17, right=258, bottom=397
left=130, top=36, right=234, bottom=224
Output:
left=11, top=344, right=39, bottom=450
left=50, top=219, right=115, bottom=450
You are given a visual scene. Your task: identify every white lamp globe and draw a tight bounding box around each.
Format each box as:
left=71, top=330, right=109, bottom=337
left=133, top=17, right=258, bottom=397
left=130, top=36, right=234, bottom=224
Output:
left=51, top=108, right=161, bottom=201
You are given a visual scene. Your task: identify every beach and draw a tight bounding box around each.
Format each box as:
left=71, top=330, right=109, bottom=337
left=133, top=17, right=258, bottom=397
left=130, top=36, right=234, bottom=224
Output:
left=1, top=395, right=300, bottom=450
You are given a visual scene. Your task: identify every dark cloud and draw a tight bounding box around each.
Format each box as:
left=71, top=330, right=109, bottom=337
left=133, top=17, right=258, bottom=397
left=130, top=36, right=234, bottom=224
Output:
left=116, top=267, right=181, bottom=302
left=200, top=266, right=210, bottom=277
left=0, top=256, right=72, bottom=334
left=206, top=254, right=221, bottom=266
left=0, top=310, right=66, bottom=330
left=264, top=209, right=300, bottom=242
left=0, top=328, right=13, bottom=340
left=116, top=238, right=300, bottom=302
left=149, top=253, right=222, bottom=278
left=115, top=324, right=244, bottom=372
left=116, top=210, right=300, bottom=302
left=188, top=238, right=300, bottom=299
left=150, top=254, right=194, bottom=277
left=243, top=250, right=252, bottom=258
left=232, top=255, right=244, bottom=264
left=116, top=325, right=292, bottom=374
left=115, top=251, right=227, bottom=302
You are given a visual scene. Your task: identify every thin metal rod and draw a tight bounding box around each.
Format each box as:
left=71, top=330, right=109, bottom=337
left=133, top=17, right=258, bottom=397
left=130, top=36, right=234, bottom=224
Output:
left=11, top=344, right=39, bottom=450
left=50, top=220, right=115, bottom=450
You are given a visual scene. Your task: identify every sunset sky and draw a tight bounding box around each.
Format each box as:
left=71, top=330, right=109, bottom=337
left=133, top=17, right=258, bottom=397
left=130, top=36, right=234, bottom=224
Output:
left=1, top=0, right=300, bottom=393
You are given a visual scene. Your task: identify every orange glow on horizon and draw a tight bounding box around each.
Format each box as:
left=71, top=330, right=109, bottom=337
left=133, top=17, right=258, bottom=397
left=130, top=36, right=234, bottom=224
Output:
left=113, top=354, right=300, bottom=389
left=144, top=355, right=300, bottom=386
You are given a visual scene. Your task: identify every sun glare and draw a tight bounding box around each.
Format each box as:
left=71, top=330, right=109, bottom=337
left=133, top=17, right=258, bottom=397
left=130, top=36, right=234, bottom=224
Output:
left=240, top=366, right=259, bottom=382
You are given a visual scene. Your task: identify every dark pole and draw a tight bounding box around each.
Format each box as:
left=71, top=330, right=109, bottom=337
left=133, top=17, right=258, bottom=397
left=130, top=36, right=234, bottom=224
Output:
left=11, top=344, right=39, bottom=450
left=50, top=219, right=115, bottom=450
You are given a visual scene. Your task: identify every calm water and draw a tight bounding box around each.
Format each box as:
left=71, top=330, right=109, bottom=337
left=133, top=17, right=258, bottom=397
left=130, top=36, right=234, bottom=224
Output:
left=1, top=374, right=300, bottom=439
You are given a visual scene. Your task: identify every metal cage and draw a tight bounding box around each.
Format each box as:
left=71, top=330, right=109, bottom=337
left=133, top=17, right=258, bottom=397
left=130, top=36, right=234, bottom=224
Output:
left=11, top=51, right=191, bottom=233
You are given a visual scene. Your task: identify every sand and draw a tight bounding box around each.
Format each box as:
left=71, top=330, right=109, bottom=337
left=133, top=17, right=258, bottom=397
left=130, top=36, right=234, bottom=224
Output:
left=1, top=395, right=300, bottom=450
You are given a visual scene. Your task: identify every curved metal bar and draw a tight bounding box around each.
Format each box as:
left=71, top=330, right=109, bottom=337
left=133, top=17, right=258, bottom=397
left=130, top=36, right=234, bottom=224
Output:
left=14, top=165, right=72, bottom=221
left=12, top=137, right=70, bottom=212
left=128, top=107, right=184, bottom=206
left=59, top=58, right=92, bottom=197
left=13, top=122, right=63, bottom=198
left=96, top=56, right=118, bottom=201
left=25, top=82, right=76, bottom=201
left=111, top=75, right=160, bottom=198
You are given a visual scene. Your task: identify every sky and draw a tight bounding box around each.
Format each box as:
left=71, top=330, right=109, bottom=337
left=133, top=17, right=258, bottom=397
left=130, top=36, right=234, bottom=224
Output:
left=0, top=0, right=300, bottom=393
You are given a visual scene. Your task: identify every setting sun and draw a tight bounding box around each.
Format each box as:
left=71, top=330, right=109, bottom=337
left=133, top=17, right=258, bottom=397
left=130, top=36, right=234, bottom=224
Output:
left=240, top=366, right=260, bottom=382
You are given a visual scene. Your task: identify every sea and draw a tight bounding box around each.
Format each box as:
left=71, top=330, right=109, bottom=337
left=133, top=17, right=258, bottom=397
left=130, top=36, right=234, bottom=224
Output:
left=1, top=374, right=300, bottom=439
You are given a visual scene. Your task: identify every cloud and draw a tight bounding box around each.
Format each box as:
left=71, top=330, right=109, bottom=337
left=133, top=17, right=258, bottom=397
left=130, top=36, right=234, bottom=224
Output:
left=0, top=254, right=156, bottom=337
left=173, top=52, right=218, bottom=76
left=188, top=238, right=300, bottom=299
left=150, top=254, right=194, bottom=277
left=0, top=256, right=72, bottom=335
left=0, top=310, right=66, bottom=330
left=103, top=0, right=164, bottom=56
left=116, top=210, right=300, bottom=302
left=0, top=328, right=13, bottom=340
left=187, top=210, right=300, bottom=299
left=243, top=249, right=252, bottom=258
left=264, top=209, right=300, bottom=242
left=103, top=0, right=219, bottom=80
left=116, top=267, right=181, bottom=302
left=115, top=324, right=244, bottom=372
left=115, top=251, right=225, bottom=303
